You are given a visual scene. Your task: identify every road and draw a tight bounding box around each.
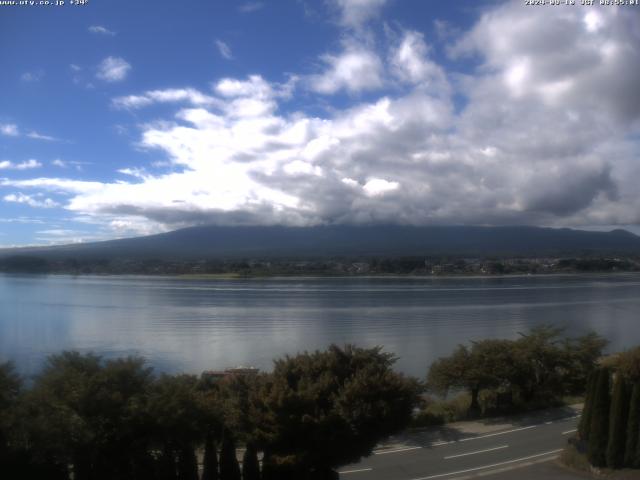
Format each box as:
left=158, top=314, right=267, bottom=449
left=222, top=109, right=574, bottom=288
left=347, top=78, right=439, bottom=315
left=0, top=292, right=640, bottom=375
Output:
left=339, top=414, right=580, bottom=480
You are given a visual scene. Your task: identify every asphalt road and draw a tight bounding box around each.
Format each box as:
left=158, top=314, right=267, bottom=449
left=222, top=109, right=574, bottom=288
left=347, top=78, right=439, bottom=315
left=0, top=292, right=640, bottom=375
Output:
left=338, top=414, right=580, bottom=480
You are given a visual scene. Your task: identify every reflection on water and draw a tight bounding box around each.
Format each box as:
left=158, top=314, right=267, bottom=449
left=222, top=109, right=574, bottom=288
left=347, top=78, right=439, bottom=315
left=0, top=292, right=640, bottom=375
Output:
left=1, top=273, right=640, bottom=377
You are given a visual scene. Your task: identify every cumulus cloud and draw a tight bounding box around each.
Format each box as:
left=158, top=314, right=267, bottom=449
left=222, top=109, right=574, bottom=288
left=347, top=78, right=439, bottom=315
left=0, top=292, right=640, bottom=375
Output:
left=238, top=1, right=263, bottom=13
left=309, top=45, right=384, bottom=94
left=88, top=25, right=116, bottom=36
left=4, top=193, right=59, bottom=208
left=112, top=88, right=220, bottom=110
left=6, top=1, right=640, bottom=235
left=20, top=71, right=43, bottom=82
left=96, top=56, right=131, bottom=82
left=0, top=159, right=42, bottom=170
left=51, top=159, right=88, bottom=171
left=390, top=30, right=449, bottom=93
left=0, top=124, right=19, bottom=136
left=333, top=0, right=387, bottom=29
left=215, top=39, right=233, bottom=60
left=27, top=131, right=58, bottom=141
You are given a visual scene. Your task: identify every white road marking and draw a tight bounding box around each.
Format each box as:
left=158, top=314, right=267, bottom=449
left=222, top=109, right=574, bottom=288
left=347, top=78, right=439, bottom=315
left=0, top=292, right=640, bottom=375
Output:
left=562, top=429, right=577, bottom=435
left=544, top=421, right=553, bottom=425
left=338, top=468, right=373, bottom=474
left=432, top=440, right=455, bottom=447
left=444, top=445, right=509, bottom=460
left=409, top=449, right=564, bottom=480
left=457, top=425, right=537, bottom=442
left=427, top=425, right=539, bottom=449
left=374, top=446, right=422, bottom=455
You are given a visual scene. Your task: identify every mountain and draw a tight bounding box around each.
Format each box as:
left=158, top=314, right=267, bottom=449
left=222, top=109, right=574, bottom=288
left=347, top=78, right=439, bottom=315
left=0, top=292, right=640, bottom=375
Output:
left=2, top=225, right=640, bottom=260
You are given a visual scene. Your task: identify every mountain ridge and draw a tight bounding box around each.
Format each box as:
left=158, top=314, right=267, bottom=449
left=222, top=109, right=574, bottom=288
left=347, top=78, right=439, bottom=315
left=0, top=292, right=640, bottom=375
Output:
left=2, top=225, right=640, bottom=260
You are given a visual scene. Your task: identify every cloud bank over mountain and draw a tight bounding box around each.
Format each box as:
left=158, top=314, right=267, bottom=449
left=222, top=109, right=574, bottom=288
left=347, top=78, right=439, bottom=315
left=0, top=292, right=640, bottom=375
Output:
left=4, top=0, right=640, bottom=240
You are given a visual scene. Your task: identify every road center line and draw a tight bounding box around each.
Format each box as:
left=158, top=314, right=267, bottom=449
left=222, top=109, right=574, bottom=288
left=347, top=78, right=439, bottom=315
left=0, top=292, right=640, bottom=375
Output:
left=374, top=446, right=422, bottom=455
left=427, top=425, right=539, bottom=449
left=409, top=449, right=564, bottom=480
left=457, top=425, right=537, bottom=442
left=338, top=468, right=373, bottom=474
left=562, top=429, right=578, bottom=435
left=444, top=444, right=508, bottom=460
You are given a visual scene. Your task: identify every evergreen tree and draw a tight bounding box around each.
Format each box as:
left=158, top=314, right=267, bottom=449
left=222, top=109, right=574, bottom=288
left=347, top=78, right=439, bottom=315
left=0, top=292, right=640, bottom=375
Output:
left=588, top=367, right=611, bottom=467
left=219, top=430, right=241, bottom=480
left=607, top=374, right=630, bottom=468
left=157, top=447, right=178, bottom=480
left=579, top=371, right=597, bottom=442
left=177, top=445, right=199, bottom=480
left=242, top=443, right=261, bottom=480
left=260, top=451, right=277, bottom=480
left=202, top=433, right=219, bottom=480
left=624, top=383, right=640, bottom=467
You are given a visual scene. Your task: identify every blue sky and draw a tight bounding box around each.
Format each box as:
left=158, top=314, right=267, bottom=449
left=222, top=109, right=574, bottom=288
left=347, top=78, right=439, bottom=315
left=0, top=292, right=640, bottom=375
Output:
left=1, top=0, right=639, bottom=246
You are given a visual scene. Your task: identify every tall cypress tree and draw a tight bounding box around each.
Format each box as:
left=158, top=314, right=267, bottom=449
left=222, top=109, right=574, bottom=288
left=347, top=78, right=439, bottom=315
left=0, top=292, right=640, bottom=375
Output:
left=219, top=430, right=241, bottom=480
left=607, top=374, right=630, bottom=468
left=177, top=445, right=199, bottom=480
left=242, top=443, right=261, bottom=480
left=624, top=383, right=640, bottom=468
left=157, top=447, right=178, bottom=480
left=202, top=433, right=219, bottom=480
left=588, top=367, right=611, bottom=468
left=260, top=450, right=277, bottom=480
left=579, top=371, right=598, bottom=442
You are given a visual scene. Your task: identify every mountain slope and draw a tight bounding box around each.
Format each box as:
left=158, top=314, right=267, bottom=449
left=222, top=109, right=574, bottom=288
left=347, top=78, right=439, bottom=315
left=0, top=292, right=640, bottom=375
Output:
left=2, top=225, right=640, bottom=260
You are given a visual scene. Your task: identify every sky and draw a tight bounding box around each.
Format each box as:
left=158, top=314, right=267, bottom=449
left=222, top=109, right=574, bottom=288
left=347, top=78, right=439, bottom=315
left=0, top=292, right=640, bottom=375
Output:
left=1, top=0, right=640, bottom=246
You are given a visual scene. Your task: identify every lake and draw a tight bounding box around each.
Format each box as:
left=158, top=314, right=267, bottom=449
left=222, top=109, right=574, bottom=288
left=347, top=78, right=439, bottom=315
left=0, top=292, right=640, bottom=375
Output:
left=2, top=273, right=640, bottom=377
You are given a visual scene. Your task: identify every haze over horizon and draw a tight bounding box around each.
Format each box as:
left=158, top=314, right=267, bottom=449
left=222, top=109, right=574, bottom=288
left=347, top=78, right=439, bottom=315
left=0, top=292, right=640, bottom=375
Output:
left=2, top=0, right=640, bottom=247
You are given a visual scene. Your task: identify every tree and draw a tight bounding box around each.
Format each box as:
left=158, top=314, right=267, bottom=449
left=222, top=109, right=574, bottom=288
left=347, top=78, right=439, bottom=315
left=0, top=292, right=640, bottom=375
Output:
left=607, top=374, right=630, bottom=468
left=578, top=372, right=598, bottom=442
left=219, top=429, right=241, bottom=480
left=177, top=445, right=199, bottom=480
left=242, top=443, right=261, bottom=480
left=588, top=367, right=611, bottom=467
left=0, top=362, right=20, bottom=445
left=428, top=340, right=516, bottom=416
left=259, top=344, right=420, bottom=477
left=616, top=347, right=640, bottom=382
left=513, top=326, right=567, bottom=401
left=148, top=374, right=215, bottom=480
left=562, top=332, right=608, bottom=395
left=624, top=383, right=640, bottom=467
left=202, top=432, right=219, bottom=480
left=15, top=352, right=155, bottom=480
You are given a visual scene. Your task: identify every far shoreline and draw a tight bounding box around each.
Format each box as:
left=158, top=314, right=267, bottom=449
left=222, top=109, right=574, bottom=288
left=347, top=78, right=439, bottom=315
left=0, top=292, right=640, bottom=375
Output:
left=2, top=270, right=640, bottom=281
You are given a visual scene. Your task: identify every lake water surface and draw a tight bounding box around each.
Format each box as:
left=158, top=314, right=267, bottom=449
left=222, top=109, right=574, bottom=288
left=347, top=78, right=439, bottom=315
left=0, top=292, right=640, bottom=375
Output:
left=2, top=273, right=640, bottom=377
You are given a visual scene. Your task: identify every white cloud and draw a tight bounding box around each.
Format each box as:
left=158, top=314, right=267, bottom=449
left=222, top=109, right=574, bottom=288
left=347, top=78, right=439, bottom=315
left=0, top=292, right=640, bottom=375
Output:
left=309, top=46, right=383, bottom=94
left=6, top=1, right=640, bottom=236
left=4, top=193, right=59, bottom=208
left=51, top=159, right=88, bottom=171
left=0, top=177, right=104, bottom=195
left=334, top=0, right=387, bottom=29
left=88, top=25, right=116, bottom=36
left=0, top=159, right=42, bottom=170
left=96, top=56, right=131, bottom=82
left=118, top=167, right=149, bottom=179
left=390, top=31, right=450, bottom=93
left=238, top=1, right=263, bottom=13
left=112, top=88, right=220, bottom=110
left=363, top=178, right=399, bottom=197
left=215, top=39, right=233, bottom=60
left=20, top=71, right=43, bottom=82
left=27, top=131, right=58, bottom=141
left=0, top=124, right=19, bottom=136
